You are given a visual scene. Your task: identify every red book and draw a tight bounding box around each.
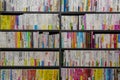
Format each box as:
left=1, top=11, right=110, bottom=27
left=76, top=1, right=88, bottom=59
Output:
left=114, top=34, right=117, bottom=48
left=27, top=70, right=36, bottom=80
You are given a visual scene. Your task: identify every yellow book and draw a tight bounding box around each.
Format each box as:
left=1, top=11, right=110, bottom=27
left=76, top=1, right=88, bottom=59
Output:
left=30, top=57, right=34, bottom=66
left=6, top=16, right=11, bottom=29
left=94, top=69, right=97, bottom=80
left=48, top=25, right=52, bottom=30
left=17, top=32, right=21, bottom=48
left=25, top=32, right=30, bottom=48
left=1, top=15, right=6, bottom=29
left=38, top=70, right=43, bottom=80
left=80, top=76, right=82, bottom=80
left=97, top=69, right=102, bottom=80
left=24, top=59, right=27, bottom=66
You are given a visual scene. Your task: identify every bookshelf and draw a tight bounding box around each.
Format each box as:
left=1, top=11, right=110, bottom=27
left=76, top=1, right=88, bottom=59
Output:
left=1, top=0, right=120, bottom=80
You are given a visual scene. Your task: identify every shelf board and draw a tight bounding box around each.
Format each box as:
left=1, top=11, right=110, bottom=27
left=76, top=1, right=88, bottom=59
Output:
left=61, top=30, right=120, bottom=32
left=0, top=30, right=60, bottom=32
left=0, top=11, right=59, bottom=15
left=0, top=48, right=60, bottom=51
left=61, top=12, right=120, bottom=15
left=0, top=66, right=59, bottom=69
left=62, top=66, right=120, bottom=68
left=61, top=48, right=120, bottom=50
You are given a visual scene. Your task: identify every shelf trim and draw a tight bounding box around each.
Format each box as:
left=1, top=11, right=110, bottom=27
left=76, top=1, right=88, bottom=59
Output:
left=0, top=66, right=59, bottom=69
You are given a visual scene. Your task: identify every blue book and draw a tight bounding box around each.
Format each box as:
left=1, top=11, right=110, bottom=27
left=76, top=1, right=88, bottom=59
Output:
left=10, top=70, right=12, bottom=80
left=77, top=32, right=79, bottom=48
left=2, top=70, right=5, bottom=80
left=64, top=0, right=68, bottom=12
left=79, top=32, right=83, bottom=48
left=34, top=25, right=38, bottom=30
left=118, top=34, right=120, bottom=48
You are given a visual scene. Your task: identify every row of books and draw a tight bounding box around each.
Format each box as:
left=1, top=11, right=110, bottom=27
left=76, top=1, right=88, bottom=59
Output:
left=61, top=68, right=120, bottom=80
left=0, top=69, right=59, bottom=80
left=61, top=32, right=90, bottom=48
left=1, top=14, right=120, bottom=30
left=0, top=32, right=59, bottom=48
left=2, top=0, right=60, bottom=11
left=0, top=51, right=59, bottom=66
left=62, top=14, right=120, bottom=30
left=33, top=32, right=59, bottom=48
left=61, top=16, right=78, bottom=30
left=93, top=34, right=120, bottom=48
left=0, top=14, right=59, bottom=30
left=62, top=0, right=120, bottom=12
left=84, top=14, right=120, bottom=30
left=63, top=50, right=120, bottom=67
left=0, top=32, right=32, bottom=48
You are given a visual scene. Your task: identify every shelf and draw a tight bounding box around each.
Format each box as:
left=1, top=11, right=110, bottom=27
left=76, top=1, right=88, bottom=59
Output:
left=0, top=30, right=60, bottom=32
left=0, top=66, right=59, bottom=69
left=62, top=66, right=120, bottom=68
left=61, top=48, right=120, bottom=50
left=61, top=12, right=120, bottom=15
left=1, top=11, right=120, bottom=15
left=0, top=11, right=59, bottom=15
left=0, top=48, right=60, bottom=51
left=61, top=30, right=120, bottom=32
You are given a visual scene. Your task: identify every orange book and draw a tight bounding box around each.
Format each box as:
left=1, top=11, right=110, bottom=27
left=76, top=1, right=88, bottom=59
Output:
left=74, top=32, right=77, bottom=48
left=71, top=32, right=74, bottom=48
left=10, top=16, right=15, bottom=29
